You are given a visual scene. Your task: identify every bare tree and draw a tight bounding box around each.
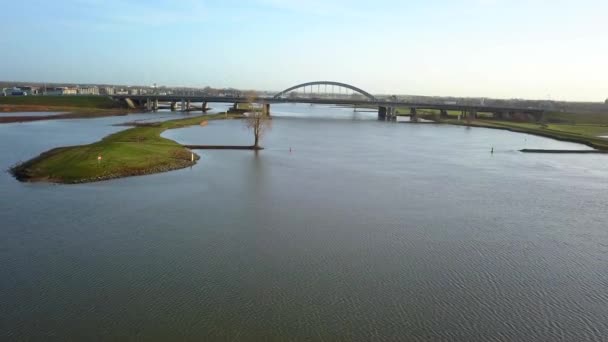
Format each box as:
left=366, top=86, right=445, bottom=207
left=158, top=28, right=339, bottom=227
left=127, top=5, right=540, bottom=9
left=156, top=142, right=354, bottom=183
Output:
left=244, top=92, right=271, bottom=149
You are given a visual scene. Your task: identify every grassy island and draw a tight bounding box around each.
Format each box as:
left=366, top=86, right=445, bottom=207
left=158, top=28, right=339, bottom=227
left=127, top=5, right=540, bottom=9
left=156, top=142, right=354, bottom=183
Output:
left=11, top=113, right=243, bottom=184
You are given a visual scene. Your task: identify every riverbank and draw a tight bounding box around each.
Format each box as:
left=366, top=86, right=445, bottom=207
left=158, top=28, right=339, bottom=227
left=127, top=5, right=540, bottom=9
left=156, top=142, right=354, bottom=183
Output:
left=521, top=149, right=608, bottom=154
left=388, top=107, right=608, bottom=150
left=11, top=113, right=244, bottom=184
left=0, top=109, right=134, bottom=123
left=0, top=96, right=132, bottom=123
left=0, top=95, right=122, bottom=109
left=438, top=119, right=608, bottom=150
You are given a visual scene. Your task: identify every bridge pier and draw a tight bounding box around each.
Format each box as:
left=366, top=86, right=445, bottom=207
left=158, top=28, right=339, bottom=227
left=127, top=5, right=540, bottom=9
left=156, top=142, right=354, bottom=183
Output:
left=465, top=109, right=477, bottom=123
left=186, top=100, right=191, bottom=111
left=387, top=107, right=397, bottom=121
left=181, top=99, right=186, bottom=112
left=533, top=111, right=545, bottom=123
left=378, top=106, right=387, bottom=120
left=170, top=101, right=177, bottom=112
left=202, top=101, right=209, bottom=112
left=410, top=108, right=418, bottom=123
left=123, top=98, right=136, bottom=109
left=153, top=99, right=159, bottom=112
left=263, top=103, right=270, bottom=116
left=145, top=98, right=152, bottom=111
left=440, top=109, right=448, bottom=118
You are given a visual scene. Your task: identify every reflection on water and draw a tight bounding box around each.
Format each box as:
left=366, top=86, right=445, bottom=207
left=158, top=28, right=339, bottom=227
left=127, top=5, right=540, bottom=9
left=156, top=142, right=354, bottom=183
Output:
left=1, top=104, right=608, bottom=341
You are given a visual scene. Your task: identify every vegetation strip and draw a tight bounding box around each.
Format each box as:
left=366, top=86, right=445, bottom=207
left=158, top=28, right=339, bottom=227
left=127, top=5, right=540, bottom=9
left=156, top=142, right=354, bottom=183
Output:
left=11, top=113, right=243, bottom=184
left=0, top=95, right=133, bottom=123
left=520, top=149, right=608, bottom=154
left=0, top=111, right=132, bottom=123
left=397, top=108, right=608, bottom=151
left=0, top=95, right=121, bottom=109
left=436, top=119, right=608, bottom=151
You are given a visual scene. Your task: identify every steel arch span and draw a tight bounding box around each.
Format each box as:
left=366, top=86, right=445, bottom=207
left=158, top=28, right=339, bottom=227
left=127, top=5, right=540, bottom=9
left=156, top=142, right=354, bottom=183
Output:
left=273, top=81, right=377, bottom=101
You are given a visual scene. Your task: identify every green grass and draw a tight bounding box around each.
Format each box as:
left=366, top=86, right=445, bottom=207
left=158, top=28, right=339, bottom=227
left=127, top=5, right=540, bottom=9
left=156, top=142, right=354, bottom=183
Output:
left=12, top=113, right=241, bottom=183
left=394, top=106, right=608, bottom=149
left=0, top=95, right=120, bottom=109
left=544, top=111, right=608, bottom=125
left=441, top=119, right=608, bottom=150
left=543, top=124, right=608, bottom=137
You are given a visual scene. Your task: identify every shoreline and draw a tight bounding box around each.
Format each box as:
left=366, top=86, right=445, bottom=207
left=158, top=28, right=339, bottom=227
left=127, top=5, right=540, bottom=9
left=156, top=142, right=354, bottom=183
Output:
left=3, top=101, right=606, bottom=151
left=10, top=113, right=246, bottom=184
left=435, top=119, right=608, bottom=151
left=0, top=96, right=134, bottom=123
left=0, top=105, right=138, bottom=123
left=10, top=145, right=199, bottom=184
left=520, top=149, right=608, bottom=154
left=9, top=111, right=608, bottom=184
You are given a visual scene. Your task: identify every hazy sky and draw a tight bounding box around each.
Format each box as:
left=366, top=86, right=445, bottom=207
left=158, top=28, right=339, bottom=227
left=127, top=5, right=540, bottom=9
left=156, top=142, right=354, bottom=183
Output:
left=1, top=0, right=607, bottom=100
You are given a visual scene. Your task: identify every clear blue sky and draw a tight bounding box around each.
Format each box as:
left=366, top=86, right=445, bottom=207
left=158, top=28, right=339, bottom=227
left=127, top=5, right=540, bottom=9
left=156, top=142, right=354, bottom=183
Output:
left=1, top=0, right=606, bottom=101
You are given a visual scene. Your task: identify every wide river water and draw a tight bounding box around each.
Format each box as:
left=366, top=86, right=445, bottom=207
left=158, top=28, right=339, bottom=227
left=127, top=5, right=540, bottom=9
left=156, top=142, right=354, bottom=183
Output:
left=1, top=104, right=608, bottom=341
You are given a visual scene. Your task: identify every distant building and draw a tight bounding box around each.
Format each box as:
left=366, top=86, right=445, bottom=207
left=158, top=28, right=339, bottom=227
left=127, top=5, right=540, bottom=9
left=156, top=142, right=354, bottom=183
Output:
left=19, top=86, right=40, bottom=95
left=129, top=88, right=140, bottom=95
left=77, top=86, right=99, bottom=95
left=44, top=87, right=77, bottom=95
left=3, top=86, right=40, bottom=96
left=63, top=87, right=78, bottom=95
left=99, top=87, right=115, bottom=96
left=44, top=87, right=62, bottom=95
left=11, top=88, right=28, bottom=96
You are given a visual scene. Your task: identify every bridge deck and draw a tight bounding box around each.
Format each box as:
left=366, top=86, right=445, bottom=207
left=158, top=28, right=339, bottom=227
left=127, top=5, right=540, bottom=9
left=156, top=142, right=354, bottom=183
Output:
left=114, top=95, right=545, bottom=114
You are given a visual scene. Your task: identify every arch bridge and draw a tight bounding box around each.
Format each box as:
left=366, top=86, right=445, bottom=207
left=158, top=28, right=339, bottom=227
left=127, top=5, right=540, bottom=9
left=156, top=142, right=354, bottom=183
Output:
left=113, top=80, right=546, bottom=122
left=273, top=81, right=377, bottom=101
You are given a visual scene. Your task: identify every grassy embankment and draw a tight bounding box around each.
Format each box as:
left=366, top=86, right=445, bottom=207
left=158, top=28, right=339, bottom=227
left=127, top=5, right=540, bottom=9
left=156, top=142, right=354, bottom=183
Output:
left=0, top=95, right=119, bottom=108
left=397, top=108, right=608, bottom=150
left=11, top=113, right=243, bottom=184
left=0, top=96, right=129, bottom=122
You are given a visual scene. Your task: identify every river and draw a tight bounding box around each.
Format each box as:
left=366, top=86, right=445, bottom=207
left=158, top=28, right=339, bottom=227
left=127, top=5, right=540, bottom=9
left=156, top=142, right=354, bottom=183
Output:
left=1, top=104, right=608, bottom=341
